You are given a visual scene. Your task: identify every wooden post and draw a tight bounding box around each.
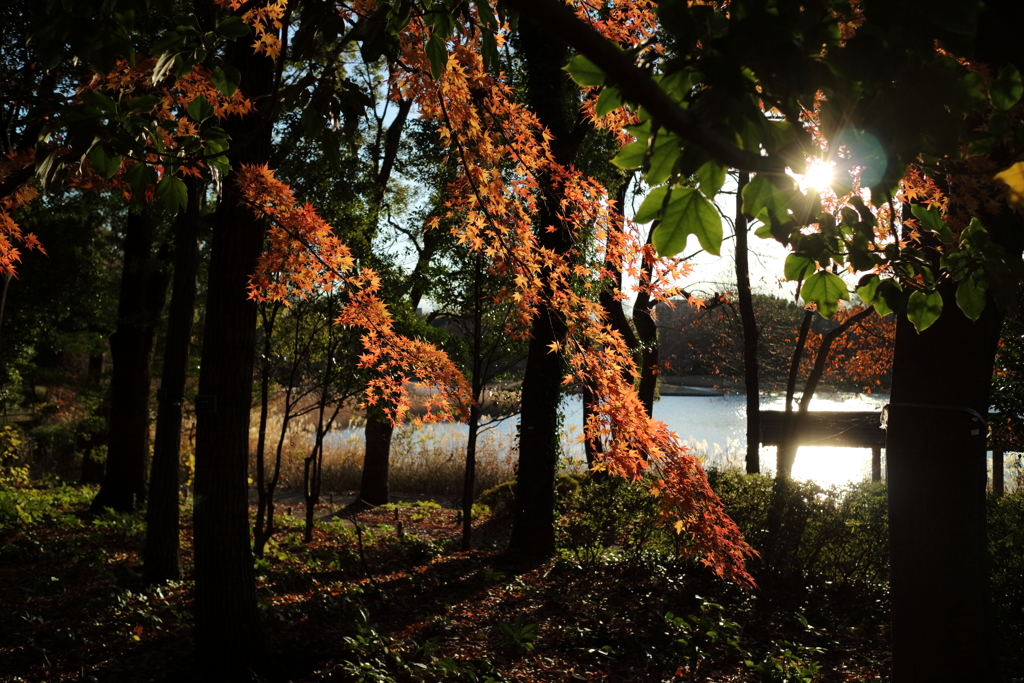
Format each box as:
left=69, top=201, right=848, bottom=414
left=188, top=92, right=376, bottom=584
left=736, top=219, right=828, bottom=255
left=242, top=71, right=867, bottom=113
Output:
left=993, top=448, right=1004, bottom=496
left=872, top=446, right=882, bottom=483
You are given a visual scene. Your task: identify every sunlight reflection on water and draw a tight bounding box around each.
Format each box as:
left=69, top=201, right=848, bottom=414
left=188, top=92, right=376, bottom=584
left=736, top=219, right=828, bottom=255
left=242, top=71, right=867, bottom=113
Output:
left=652, top=392, right=889, bottom=488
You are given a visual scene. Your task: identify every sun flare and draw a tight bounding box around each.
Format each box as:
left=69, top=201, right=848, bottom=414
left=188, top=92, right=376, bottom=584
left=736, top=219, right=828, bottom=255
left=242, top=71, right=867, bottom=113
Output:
left=791, top=160, right=836, bottom=194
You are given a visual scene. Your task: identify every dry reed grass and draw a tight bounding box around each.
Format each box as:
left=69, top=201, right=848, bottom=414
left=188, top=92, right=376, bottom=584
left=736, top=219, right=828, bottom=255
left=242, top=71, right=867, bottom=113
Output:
left=247, top=404, right=587, bottom=499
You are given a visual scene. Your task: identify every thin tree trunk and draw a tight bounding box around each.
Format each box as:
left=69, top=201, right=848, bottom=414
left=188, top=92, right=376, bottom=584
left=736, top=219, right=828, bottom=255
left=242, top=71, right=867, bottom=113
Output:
left=581, top=380, right=603, bottom=469
left=92, top=207, right=169, bottom=512
left=777, top=309, right=813, bottom=480
left=0, top=272, right=11, bottom=349
left=143, top=177, right=201, bottom=584
left=734, top=172, right=761, bottom=474
left=252, top=302, right=281, bottom=558
left=461, top=403, right=481, bottom=551
left=633, top=228, right=658, bottom=417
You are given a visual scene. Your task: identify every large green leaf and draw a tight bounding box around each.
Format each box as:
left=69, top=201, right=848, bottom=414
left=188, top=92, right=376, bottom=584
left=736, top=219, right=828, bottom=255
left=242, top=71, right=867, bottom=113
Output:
left=645, top=187, right=722, bottom=257
left=911, top=204, right=953, bottom=243
left=956, top=277, right=987, bottom=321
left=565, top=54, right=605, bottom=87
left=156, top=176, right=188, bottom=213
left=784, top=254, right=815, bottom=282
left=426, top=31, right=447, bottom=80
left=186, top=95, right=214, bottom=123
left=212, top=65, right=241, bottom=98
left=595, top=87, right=624, bottom=117
left=907, top=289, right=943, bottom=332
left=695, top=160, right=725, bottom=198
left=800, top=271, right=848, bottom=319
left=646, top=131, right=681, bottom=186
left=612, top=140, right=647, bottom=170
left=87, top=145, right=122, bottom=180
left=991, top=65, right=1023, bottom=112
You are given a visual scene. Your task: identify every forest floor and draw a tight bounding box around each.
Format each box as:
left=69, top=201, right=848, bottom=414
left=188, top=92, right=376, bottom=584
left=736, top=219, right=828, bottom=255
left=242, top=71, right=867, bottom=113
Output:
left=0, top=483, right=1015, bottom=682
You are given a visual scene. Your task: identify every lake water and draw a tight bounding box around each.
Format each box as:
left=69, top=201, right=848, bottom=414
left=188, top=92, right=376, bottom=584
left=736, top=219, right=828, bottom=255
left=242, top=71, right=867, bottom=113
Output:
left=330, top=390, right=1018, bottom=489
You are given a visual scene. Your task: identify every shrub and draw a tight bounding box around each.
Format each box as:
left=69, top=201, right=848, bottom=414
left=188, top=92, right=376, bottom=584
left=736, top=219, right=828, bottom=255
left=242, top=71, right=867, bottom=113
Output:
left=0, top=424, right=30, bottom=486
left=556, top=475, right=672, bottom=566
left=707, top=469, right=889, bottom=583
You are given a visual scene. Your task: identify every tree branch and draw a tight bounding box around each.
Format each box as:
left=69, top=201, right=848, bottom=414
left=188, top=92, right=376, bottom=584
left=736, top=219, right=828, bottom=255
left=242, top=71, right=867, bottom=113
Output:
left=499, top=0, right=785, bottom=174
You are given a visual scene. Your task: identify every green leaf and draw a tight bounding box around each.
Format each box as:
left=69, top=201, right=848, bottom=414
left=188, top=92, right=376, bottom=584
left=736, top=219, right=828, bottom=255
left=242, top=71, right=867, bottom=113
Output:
left=127, top=95, right=161, bottom=114
left=212, top=65, right=241, bottom=98
left=800, top=271, right=848, bottom=319
left=186, top=95, right=214, bottom=123
left=634, top=186, right=668, bottom=224
left=741, top=173, right=799, bottom=221
left=595, top=86, right=624, bottom=117
left=426, top=31, right=447, bottom=80
left=695, top=161, right=725, bottom=198
left=741, top=173, right=774, bottom=217
left=650, top=187, right=723, bottom=257
left=565, top=54, right=605, bottom=87
left=612, top=140, right=647, bottom=170
left=86, top=145, right=122, bottom=180
left=156, top=175, right=188, bottom=213
left=907, top=289, right=943, bottom=332
left=956, top=277, right=987, bottom=321
left=784, top=254, right=815, bottom=282
left=991, top=65, right=1023, bottom=112
left=124, top=162, right=158, bottom=197
left=80, top=89, right=118, bottom=114
left=646, top=131, right=681, bottom=186
left=217, top=15, right=250, bottom=40
left=911, top=204, right=953, bottom=243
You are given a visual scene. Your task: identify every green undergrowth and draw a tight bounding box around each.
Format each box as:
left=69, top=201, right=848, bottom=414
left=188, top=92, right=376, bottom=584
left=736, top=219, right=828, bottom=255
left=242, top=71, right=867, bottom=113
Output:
left=1, top=477, right=1023, bottom=681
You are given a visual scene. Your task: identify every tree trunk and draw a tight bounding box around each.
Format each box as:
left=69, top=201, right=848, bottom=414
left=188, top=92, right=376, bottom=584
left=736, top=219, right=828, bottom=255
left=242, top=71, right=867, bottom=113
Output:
left=734, top=172, right=761, bottom=474
left=507, top=17, right=583, bottom=558
left=776, top=309, right=813, bottom=480
left=509, top=306, right=565, bottom=556
left=191, top=35, right=272, bottom=676
left=357, top=411, right=393, bottom=508
left=633, top=230, right=658, bottom=417
left=143, top=177, right=201, bottom=584
left=886, top=280, right=999, bottom=682
left=461, top=403, right=481, bottom=551
left=92, top=207, right=169, bottom=512
left=581, top=380, right=603, bottom=469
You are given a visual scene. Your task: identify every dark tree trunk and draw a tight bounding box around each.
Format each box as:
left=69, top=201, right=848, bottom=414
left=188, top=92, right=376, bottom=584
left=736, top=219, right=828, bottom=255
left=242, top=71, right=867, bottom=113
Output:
left=143, top=177, right=201, bottom=584
left=885, top=8, right=1024, bottom=678
left=776, top=309, right=813, bottom=480
left=461, top=403, right=481, bottom=551
left=581, top=380, right=603, bottom=469
left=633, top=229, right=658, bottom=417
left=507, top=17, right=584, bottom=558
left=886, top=281, right=1000, bottom=682
left=734, top=173, right=761, bottom=474
left=510, top=306, right=566, bottom=555
left=357, top=411, right=393, bottom=508
left=92, top=207, right=169, bottom=512
left=191, top=35, right=272, bottom=676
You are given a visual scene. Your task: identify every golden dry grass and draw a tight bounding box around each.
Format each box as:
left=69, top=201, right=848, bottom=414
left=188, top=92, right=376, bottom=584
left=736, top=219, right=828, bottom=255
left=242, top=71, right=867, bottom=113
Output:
left=247, top=405, right=588, bottom=499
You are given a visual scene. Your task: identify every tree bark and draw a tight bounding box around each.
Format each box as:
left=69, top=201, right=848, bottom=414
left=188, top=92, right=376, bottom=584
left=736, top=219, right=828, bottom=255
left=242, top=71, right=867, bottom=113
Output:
left=776, top=309, right=813, bottom=480
left=886, top=280, right=999, bottom=682
left=633, top=230, right=658, bottom=417
left=356, top=411, right=393, bottom=508
left=508, top=17, right=582, bottom=557
left=143, top=177, right=201, bottom=584
left=92, top=207, right=169, bottom=512
left=191, top=35, right=272, bottom=676
left=734, top=172, right=761, bottom=474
